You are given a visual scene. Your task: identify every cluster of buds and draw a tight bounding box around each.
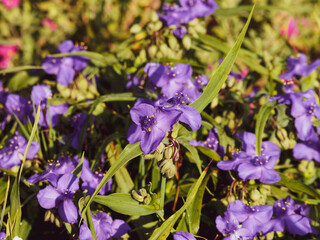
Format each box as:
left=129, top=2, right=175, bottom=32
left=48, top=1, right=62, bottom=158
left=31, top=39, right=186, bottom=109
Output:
left=145, top=139, right=179, bottom=179
left=131, top=188, right=152, bottom=205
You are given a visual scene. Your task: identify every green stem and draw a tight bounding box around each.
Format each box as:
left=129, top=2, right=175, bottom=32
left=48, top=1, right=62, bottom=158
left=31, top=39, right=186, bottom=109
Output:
left=159, top=175, right=167, bottom=218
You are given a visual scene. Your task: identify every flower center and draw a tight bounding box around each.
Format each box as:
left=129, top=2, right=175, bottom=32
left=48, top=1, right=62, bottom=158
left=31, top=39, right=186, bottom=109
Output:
left=166, top=66, right=180, bottom=78
left=62, top=188, right=75, bottom=199
left=252, top=155, right=269, bottom=166
left=307, top=103, right=316, bottom=116
left=140, top=115, right=156, bottom=133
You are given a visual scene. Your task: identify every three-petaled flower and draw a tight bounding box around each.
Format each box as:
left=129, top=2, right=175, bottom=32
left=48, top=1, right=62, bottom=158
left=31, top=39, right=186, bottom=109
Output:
left=37, top=173, right=79, bottom=223
left=127, top=103, right=182, bottom=154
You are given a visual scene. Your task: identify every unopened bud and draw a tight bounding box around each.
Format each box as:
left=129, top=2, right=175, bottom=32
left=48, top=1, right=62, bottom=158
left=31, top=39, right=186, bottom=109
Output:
left=164, top=147, right=173, bottom=159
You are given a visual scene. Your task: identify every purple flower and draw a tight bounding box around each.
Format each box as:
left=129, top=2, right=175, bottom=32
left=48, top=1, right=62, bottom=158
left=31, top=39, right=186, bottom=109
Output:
left=157, top=92, right=202, bottom=131
left=263, top=196, right=318, bottom=235
left=179, top=0, right=219, bottom=19
left=65, top=113, right=89, bottom=149
left=0, top=232, right=6, bottom=240
left=290, top=93, right=320, bottom=141
left=5, top=94, right=32, bottom=123
left=79, top=212, right=130, bottom=240
left=37, top=173, right=79, bottom=223
left=172, top=26, right=188, bottom=38
left=216, top=211, right=251, bottom=240
left=31, top=85, right=52, bottom=108
left=173, top=231, right=196, bottom=240
left=127, top=103, right=182, bottom=154
left=190, top=127, right=224, bottom=158
left=31, top=85, right=68, bottom=128
left=279, top=53, right=320, bottom=80
left=28, top=154, right=80, bottom=186
left=217, top=132, right=281, bottom=184
left=42, top=40, right=89, bottom=86
left=217, top=150, right=249, bottom=171
left=80, top=158, right=112, bottom=195
left=0, top=135, right=39, bottom=170
left=227, top=200, right=273, bottom=237
left=0, top=81, right=8, bottom=105
left=293, top=136, right=320, bottom=163
left=144, top=63, right=192, bottom=98
left=269, top=89, right=314, bottom=105
left=193, top=74, right=209, bottom=89
left=158, top=3, right=191, bottom=26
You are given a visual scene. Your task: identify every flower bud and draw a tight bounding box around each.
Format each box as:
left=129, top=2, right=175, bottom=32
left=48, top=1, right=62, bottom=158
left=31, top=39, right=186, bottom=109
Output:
left=182, top=36, right=191, bottom=50
left=164, top=147, right=173, bottom=159
left=139, top=188, right=148, bottom=197
left=132, top=190, right=145, bottom=202
left=166, top=164, right=176, bottom=178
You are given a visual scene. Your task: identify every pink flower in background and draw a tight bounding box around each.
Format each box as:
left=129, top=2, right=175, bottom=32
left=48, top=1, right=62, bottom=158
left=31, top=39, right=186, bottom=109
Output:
left=0, top=45, right=18, bottom=69
left=280, top=17, right=299, bottom=38
left=41, top=18, right=58, bottom=31
left=1, top=0, right=20, bottom=9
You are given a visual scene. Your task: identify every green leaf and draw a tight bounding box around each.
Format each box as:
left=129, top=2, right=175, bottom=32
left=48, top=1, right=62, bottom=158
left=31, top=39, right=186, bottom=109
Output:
left=312, top=118, right=320, bottom=127
left=255, top=101, right=275, bottom=155
left=19, top=219, right=33, bottom=240
left=79, top=92, right=137, bottom=106
left=86, top=205, right=97, bottom=240
left=72, top=152, right=85, bottom=178
left=10, top=104, right=41, bottom=236
left=108, top=143, right=134, bottom=193
left=80, top=142, right=143, bottom=220
left=7, top=71, right=39, bottom=91
left=0, top=66, right=43, bottom=75
left=178, top=137, right=202, bottom=173
left=191, top=4, right=255, bottom=113
left=196, top=34, right=282, bottom=83
left=94, top=193, right=159, bottom=216
left=275, top=104, right=291, bottom=128
left=51, top=51, right=117, bottom=67
left=214, top=5, right=291, bottom=16
left=0, top=177, right=10, bottom=228
left=197, top=146, right=221, bottom=161
left=279, top=173, right=320, bottom=199
left=149, top=166, right=208, bottom=240
left=186, top=174, right=210, bottom=234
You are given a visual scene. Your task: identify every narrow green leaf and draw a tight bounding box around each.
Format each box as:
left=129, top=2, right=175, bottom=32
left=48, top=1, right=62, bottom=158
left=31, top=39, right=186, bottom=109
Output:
left=80, top=142, right=143, bottom=220
left=86, top=205, right=97, bottom=240
left=186, top=174, right=210, bottom=234
left=108, top=144, right=134, bottom=193
left=0, top=177, right=10, bottom=228
left=19, top=219, right=33, bottom=240
left=72, top=152, right=85, bottom=178
left=178, top=137, right=202, bottom=173
left=191, top=4, right=255, bottom=113
left=7, top=71, right=39, bottom=91
left=197, top=146, right=221, bottom=161
left=10, top=104, right=41, bottom=236
left=214, top=5, right=291, bottom=16
left=78, top=92, right=137, bottom=106
left=94, top=193, right=159, bottom=216
left=196, top=34, right=282, bottom=83
left=279, top=173, right=320, bottom=199
left=0, top=66, right=43, bottom=75
left=255, top=101, right=275, bottom=155
left=149, top=167, right=208, bottom=240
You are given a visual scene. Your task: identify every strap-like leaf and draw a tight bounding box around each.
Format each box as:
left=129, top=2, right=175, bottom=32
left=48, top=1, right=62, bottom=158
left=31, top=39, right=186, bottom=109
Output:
left=191, top=4, right=255, bottom=113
